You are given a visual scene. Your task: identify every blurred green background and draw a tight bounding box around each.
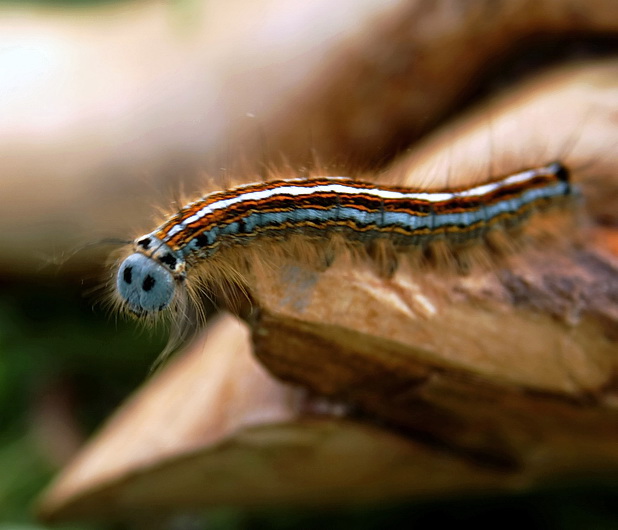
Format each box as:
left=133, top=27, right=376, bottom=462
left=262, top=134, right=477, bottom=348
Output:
left=0, top=276, right=165, bottom=528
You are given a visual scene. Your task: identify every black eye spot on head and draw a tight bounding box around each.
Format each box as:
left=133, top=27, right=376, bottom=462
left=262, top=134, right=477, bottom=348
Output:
left=137, top=237, right=151, bottom=250
left=142, top=275, right=156, bottom=292
left=159, top=253, right=178, bottom=270
left=123, top=266, right=133, bottom=284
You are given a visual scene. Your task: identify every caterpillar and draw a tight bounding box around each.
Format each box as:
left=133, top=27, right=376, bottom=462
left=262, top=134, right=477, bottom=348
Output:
left=112, top=161, right=575, bottom=319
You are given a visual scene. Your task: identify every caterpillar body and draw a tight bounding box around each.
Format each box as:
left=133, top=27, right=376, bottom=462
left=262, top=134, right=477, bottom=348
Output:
left=114, top=161, right=574, bottom=318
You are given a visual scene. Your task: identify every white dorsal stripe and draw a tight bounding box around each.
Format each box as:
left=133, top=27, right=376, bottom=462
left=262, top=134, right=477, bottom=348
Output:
left=163, top=166, right=552, bottom=241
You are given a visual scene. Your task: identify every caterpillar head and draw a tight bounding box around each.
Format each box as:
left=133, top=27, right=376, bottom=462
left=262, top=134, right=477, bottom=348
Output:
left=116, top=253, right=176, bottom=316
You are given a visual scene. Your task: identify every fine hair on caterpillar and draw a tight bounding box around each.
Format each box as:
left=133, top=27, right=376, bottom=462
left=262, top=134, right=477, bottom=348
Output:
left=78, top=50, right=618, bottom=372
left=108, top=160, right=578, bottom=347
left=105, top=88, right=616, bottom=364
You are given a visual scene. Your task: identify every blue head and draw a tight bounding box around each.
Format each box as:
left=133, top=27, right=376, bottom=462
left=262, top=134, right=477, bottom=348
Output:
left=116, top=253, right=176, bottom=315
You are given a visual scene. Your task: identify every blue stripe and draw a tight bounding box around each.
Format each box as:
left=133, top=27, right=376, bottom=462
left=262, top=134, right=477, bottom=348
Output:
left=182, top=181, right=570, bottom=255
